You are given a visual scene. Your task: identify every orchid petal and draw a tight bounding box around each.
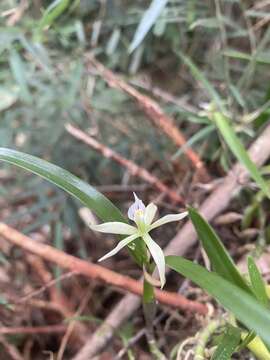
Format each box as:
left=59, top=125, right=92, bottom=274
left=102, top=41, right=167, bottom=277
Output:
left=98, top=233, right=140, bottom=262
left=144, top=203, right=157, bottom=225
left=149, top=211, right=188, bottom=231
left=128, top=192, right=145, bottom=221
left=90, top=222, right=137, bottom=235
left=143, top=233, right=166, bottom=288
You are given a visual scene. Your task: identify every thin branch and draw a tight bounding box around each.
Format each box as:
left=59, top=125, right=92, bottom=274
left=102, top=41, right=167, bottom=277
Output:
left=85, top=56, right=209, bottom=179
left=0, top=222, right=207, bottom=315
left=66, top=123, right=185, bottom=205
left=72, top=123, right=270, bottom=360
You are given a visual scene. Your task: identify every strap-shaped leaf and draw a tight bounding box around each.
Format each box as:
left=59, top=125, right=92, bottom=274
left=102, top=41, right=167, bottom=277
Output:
left=248, top=256, right=269, bottom=307
left=211, top=324, right=241, bottom=360
left=166, top=255, right=270, bottom=350
left=188, top=207, right=252, bottom=294
left=0, top=148, right=148, bottom=266
left=0, top=148, right=124, bottom=222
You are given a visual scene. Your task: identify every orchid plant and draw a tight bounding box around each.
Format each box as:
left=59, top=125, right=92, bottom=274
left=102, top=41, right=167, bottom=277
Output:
left=90, top=193, right=187, bottom=288
left=1, top=148, right=270, bottom=359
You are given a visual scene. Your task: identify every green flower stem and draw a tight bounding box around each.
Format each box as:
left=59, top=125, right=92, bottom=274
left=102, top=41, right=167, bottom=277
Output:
left=143, top=266, right=156, bottom=330
left=142, top=261, right=167, bottom=360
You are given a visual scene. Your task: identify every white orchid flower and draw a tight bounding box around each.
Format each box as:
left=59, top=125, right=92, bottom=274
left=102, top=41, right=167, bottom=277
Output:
left=90, top=193, right=187, bottom=288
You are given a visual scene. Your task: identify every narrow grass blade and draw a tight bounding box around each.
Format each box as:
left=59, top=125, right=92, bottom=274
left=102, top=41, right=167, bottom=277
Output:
left=223, top=49, right=270, bottom=65
left=213, top=112, right=270, bottom=198
left=188, top=207, right=252, bottom=293
left=248, top=256, right=269, bottom=307
left=40, top=0, right=70, bottom=28
left=166, top=255, right=270, bottom=349
left=129, top=0, right=168, bottom=53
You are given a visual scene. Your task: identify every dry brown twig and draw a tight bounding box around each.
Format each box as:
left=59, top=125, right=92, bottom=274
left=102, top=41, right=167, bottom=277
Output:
left=85, top=56, right=209, bottom=180
left=0, top=223, right=207, bottom=315
left=2, top=0, right=29, bottom=26
left=0, top=325, right=67, bottom=335
left=66, top=123, right=185, bottom=205
left=72, top=123, right=270, bottom=360
left=57, top=287, right=93, bottom=360
left=25, top=254, right=88, bottom=346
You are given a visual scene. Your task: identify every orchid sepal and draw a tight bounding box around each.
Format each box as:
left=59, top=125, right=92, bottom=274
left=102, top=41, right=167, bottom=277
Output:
left=90, top=222, right=137, bottom=235
left=98, top=233, right=140, bottom=262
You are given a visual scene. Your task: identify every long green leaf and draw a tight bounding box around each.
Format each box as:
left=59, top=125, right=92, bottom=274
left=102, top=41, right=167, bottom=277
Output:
left=0, top=148, right=124, bottom=222
left=39, top=0, right=70, bottom=29
left=129, top=0, right=168, bottom=53
left=213, top=112, right=270, bottom=198
left=248, top=256, right=269, bottom=307
left=188, top=207, right=252, bottom=293
left=166, top=256, right=270, bottom=349
left=0, top=148, right=148, bottom=265
left=211, top=324, right=241, bottom=360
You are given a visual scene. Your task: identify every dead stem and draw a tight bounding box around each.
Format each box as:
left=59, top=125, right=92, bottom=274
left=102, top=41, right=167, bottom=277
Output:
left=0, top=222, right=207, bottom=315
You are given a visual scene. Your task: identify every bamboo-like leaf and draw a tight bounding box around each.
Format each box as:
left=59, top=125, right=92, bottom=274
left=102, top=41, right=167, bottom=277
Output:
left=213, top=112, right=270, bottom=198
left=166, top=256, right=270, bottom=349
left=188, top=207, right=252, bottom=293
left=248, top=256, right=269, bottom=307
left=211, top=324, right=241, bottom=360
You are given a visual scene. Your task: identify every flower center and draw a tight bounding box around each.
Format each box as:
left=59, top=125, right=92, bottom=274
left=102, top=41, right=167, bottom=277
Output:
left=134, top=209, right=147, bottom=233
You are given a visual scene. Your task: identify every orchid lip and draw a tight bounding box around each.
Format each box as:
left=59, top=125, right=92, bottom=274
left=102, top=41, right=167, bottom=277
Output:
left=127, top=192, right=145, bottom=221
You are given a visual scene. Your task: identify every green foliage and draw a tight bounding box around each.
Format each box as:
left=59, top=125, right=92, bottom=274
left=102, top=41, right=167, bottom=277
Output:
left=168, top=209, right=270, bottom=358
left=213, top=112, right=270, bottom=198
left=0, top=148, right=124, bottom=222
left=211, top=325, right=241, bottom=360
left=248, top=256, right=269, bottom=307
left=188, top=207, right=251, bottom=293
left=0, top=147, right=147, bottom=265
left=37, top=0, right=72, bottom=37
left=166, top=256, right=270, bottom=351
